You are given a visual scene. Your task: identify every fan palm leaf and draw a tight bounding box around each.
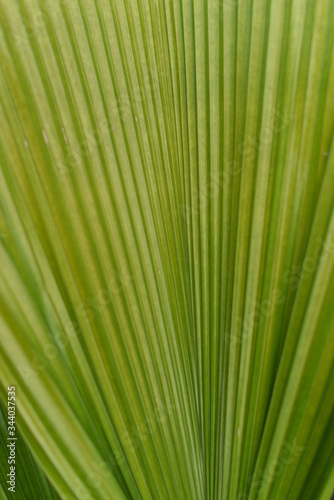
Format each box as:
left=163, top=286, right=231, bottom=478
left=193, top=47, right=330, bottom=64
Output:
left=0, top=0, right=333, bottom=499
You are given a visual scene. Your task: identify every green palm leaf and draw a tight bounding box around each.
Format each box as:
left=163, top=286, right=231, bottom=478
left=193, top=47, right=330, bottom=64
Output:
left=0, top=401, right=60, bottom=500
left=0, top=0, right=333, bottom=498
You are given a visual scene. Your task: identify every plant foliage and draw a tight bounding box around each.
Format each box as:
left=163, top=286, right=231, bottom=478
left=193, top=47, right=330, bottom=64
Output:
left=0, top=0, right=334, bottom=499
